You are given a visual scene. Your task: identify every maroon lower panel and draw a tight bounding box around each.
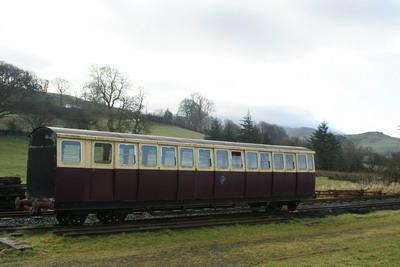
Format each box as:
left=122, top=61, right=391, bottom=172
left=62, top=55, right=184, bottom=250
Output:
left=90, top=169, right=114, bottom=201
left=55, top=168, right=91, bottom=202
left=214, top=171, right=245, bottom=199
left=114, top=169, right=139, bottom=201
left=245, top=172, right=272, bottom=198
left=272, top=172, right=297, bottom=197
left=296, top=172, right=316, bottom=196
left=195, top=171, right=214, bottom=199
left=137, top=169, right=178, bottom=201
left=177, top=170, right=196, bottom=200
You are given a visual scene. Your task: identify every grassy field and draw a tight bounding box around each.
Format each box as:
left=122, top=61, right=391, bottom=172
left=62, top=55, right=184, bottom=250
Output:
left=0, top=135, right=28, bottom=181
left=316, top=176, right=360, bottom=189
left=149, top=122, right=205, bottom=139
left=1, top=210, right=400, bottom=266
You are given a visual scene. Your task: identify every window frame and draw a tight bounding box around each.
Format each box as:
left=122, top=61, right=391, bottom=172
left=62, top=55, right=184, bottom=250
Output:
left=306, top=154, right=315, bottom=171
left=245, top=151, right=259, bottom=172
left=230, top=150, right=244, bottom=171
left=139, top=143, right=159, bottom=169
left=116, top=143, right=137, bottom=169
left=92, top=141, right=114, bottom=168
left=59, top=139, right=84, bottom=167
left=259, top=151, right=272, bottom=172
left=197, top=148, right=214, bottom=171
left=160, top=145, right=177, bottom=170
left=272, top=152, right=285, bottom=172
left=284, top=153, right=296, bottom=172
left=178, top=146, right=195, bottom=170
left=297, top=153, right=308, bottom=171
left=215, top=149, right=230, bottom=171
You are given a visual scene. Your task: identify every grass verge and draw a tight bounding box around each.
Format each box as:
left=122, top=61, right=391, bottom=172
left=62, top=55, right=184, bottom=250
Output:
left=1, top=210, right=400, bottom=266
left=0, top=135, right=28, bottom=182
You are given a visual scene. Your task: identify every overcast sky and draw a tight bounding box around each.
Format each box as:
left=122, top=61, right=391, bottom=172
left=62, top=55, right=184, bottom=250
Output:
left=1, top=0, right=400, bottom=136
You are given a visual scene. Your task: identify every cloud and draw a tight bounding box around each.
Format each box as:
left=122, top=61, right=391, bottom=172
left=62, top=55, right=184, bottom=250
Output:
left=1, top=0, right=400, bottom=137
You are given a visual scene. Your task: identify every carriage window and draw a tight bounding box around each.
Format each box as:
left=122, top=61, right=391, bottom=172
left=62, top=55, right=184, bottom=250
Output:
left=273, top=153, right=284, bottom=170
left=94, top=143, right=112, bottom=164
left=119, top=144, right=135, bottom=166
left=141, top=145, right=157, bottom=167
left=198, top=149, right=212, bottom=168
left=298, top=154, right=307, bottom=170
left=216, top=150, right=229, bottom=169
left=61, top=140, right=81, bottom=164
left=307, top=154, right=315, bottom=171
left=260, top=152, right=271, bottom=170
left=246, top=152, right=258, bottom=170
left=161, top=146, right=176, bottom=167
left=231, top=151, right=243, bottom=169
left=285, top=154, right=295, bottom=170
left=180, top=147, right=194, bottom=168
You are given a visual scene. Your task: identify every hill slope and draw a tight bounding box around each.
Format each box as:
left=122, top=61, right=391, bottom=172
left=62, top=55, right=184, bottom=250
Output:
left=284, top=127, right=315, bottom=140
left=346, top=132, right=400, bottom=155
left=149, top=123, right=205, bottom=139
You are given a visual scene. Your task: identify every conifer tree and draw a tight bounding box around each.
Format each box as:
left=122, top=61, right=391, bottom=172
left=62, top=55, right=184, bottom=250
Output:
left=238, top=112, right=261, bottom=143
left=309, top=122, right=341, bottom=170
left=206, top=118, right=223, bottom=140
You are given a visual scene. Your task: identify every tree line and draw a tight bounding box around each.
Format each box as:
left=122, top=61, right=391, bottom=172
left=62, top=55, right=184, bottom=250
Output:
left=0, top=62, right=147, bottom=133
left=1, top=60, right=400, bottom=180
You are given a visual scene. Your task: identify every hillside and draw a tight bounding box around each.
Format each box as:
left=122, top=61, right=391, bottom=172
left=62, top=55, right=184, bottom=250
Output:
left=149, top=122, right=205, bottom=139
left=284, top=127, right=315, bottom=140
left=346, top=132, right=400, bottom=155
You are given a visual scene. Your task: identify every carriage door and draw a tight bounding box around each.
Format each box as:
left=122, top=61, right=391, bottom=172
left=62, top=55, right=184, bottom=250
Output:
left=90, top=141, right=114, bottom=201
left=214, top=149, right=245, bottom=198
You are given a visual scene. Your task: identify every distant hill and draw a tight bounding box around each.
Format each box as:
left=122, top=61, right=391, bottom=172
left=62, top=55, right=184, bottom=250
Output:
left=284, top=127, right=315, bottom=140
left=346, top=132, right=400, bottom=155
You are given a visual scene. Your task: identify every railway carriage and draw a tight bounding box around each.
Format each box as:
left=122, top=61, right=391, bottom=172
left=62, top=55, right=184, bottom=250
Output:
left=23, top=127, right=316, bottom=224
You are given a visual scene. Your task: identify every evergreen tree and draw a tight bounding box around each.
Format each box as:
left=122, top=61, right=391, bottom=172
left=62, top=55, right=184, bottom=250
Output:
left=309, top=122, right=341, bottom=170
left=206, top=118, right=223, bottom=140
left=222, top=119, right=240, bottom=142
left=238, top=112, right=261, bottom=143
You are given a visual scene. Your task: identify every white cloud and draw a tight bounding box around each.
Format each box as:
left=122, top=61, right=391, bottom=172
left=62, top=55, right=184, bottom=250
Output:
left=1, top=0, right=400, bottom=136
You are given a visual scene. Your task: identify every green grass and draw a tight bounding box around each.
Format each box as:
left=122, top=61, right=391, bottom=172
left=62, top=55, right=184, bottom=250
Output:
left=1, top=210, right=400, bottom=266
left=0, top=135, right=28, bottom=182
left=149, top=122, right=205, bottom=139
left=316, top=176, right=361, bottom=190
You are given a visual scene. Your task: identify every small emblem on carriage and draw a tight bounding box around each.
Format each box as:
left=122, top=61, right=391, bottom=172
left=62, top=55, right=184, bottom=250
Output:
left=219, top=176, right=226, bottom=185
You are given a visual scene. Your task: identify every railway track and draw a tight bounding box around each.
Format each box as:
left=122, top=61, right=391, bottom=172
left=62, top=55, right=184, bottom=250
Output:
left=53, top=196, right=400, bottom=237
left=0, top=210, right=54, bottom=219
left=2, top=193, right=400, bottom=237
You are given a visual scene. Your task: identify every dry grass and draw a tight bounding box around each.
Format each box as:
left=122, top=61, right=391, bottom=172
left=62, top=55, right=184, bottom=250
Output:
left=316, top=176, right=400, bottom=194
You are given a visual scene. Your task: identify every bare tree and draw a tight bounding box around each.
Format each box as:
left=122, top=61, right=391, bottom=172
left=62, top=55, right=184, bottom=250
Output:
left=52, top=78, right=71, bottom=106
left=0, top=61, right=44, bottom=118
left=83, top=65, right=129, bottom=131
left=178, top=92, right=214, bottom=132
left=115, top=89, right=147, bottom=133
left=21, top=98, right=55, bottom=131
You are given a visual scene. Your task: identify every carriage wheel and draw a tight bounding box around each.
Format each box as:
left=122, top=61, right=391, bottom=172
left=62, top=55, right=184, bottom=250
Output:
left=56, top=212, right=87, bottom=225
left=266, top=202, right=283, bottom=212
left=97, top=212, right=127, bottom=224
left=287, top=201, right=300, bottom=212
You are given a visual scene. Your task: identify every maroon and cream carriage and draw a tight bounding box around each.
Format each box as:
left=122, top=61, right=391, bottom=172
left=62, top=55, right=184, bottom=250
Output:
left=23, top=127, right=315, bottom=224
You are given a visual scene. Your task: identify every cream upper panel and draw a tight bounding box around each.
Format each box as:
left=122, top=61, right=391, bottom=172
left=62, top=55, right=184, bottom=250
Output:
left=56, top=136, right=315, bottom=172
